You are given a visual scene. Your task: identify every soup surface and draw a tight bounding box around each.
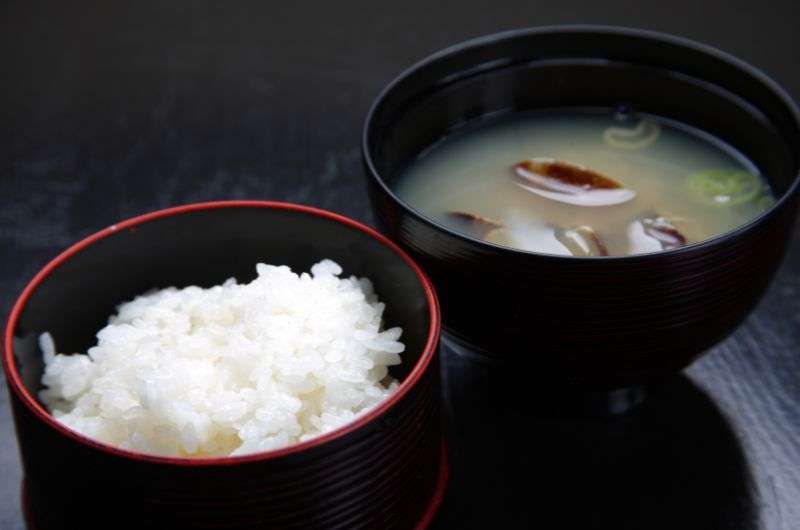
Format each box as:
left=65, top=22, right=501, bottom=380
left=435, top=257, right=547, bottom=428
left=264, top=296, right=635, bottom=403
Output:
left=395, top=110, right=774, bottom=256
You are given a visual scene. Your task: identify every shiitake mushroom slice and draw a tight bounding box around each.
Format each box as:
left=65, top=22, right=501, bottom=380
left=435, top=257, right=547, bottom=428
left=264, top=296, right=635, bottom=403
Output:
left=447, top=212, right=609, bottom=257
left=512, top=157, right=636, bottom=207
left=446, top=211, right=504, bottom=238
left=555, top=225, right=609, bottom=256
left=628, top=214, right=688, bottom=254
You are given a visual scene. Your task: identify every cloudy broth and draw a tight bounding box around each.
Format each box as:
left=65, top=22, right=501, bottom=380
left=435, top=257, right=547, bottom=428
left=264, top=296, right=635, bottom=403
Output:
left=395, top=110, right=774, bottom=256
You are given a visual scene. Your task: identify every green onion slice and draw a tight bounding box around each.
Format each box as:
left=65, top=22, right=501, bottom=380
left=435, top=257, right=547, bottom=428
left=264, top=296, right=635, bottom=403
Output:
left=686, top=169, right=762, bottom=206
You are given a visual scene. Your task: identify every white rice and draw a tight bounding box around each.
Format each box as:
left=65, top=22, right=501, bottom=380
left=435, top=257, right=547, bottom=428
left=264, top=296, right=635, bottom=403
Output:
left=39, top=259, right=404, bottom=457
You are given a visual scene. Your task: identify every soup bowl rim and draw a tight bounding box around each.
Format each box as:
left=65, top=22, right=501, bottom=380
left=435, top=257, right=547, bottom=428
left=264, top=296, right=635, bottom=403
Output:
left=2, top=200, right=442, bottom=467
left=362, top=24, right=800, bottom=261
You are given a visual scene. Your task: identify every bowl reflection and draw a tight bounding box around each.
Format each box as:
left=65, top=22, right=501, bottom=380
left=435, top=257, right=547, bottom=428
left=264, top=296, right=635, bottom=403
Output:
left=434, top=343, right=758, bottom=529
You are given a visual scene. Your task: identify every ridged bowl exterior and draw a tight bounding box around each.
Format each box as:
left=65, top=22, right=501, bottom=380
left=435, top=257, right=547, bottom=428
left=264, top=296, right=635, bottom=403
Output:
left=367, top=180, right=797, bottom=387
left=3, top=202, right=445, bottom=530
left=363, top=26, right=800, bottom=388
left=12, top=360, right=443, bottom=530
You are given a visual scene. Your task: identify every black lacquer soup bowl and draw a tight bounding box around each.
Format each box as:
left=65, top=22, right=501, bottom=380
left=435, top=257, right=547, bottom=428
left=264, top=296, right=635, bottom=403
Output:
left=363, top=26, right=800, bottom=390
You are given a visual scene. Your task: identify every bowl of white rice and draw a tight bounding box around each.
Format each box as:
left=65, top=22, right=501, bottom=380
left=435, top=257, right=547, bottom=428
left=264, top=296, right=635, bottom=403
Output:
left=3, top=201, right=444, bottom=530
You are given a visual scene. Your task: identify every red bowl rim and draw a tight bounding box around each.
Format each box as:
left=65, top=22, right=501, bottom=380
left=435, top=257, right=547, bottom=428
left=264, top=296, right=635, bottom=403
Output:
left=2, top=200, right=442, bottom=467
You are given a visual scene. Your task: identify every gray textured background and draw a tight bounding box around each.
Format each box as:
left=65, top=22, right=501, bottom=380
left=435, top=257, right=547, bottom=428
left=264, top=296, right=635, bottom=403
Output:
left=2, top=1, right=800, bottom=528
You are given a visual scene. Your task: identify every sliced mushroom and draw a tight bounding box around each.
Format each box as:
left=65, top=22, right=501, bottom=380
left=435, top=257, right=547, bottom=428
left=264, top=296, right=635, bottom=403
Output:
left=555, top=225, right=609, bottom=256
left=446, top=211, right=504, bottom=238
left=512, top=158, right=636, bottom=206
left=641, top=217, right=687, bottom=249
left=628, top=214, right=687, bottom=254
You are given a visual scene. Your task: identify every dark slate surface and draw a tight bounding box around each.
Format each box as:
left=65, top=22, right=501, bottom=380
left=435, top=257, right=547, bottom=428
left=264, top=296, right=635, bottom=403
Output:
left=2, top=2, right=799, bottom=529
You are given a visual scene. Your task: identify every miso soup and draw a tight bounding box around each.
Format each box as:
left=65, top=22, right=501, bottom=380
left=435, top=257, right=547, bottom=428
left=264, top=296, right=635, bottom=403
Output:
left=395, top=110, right=774, bottom=256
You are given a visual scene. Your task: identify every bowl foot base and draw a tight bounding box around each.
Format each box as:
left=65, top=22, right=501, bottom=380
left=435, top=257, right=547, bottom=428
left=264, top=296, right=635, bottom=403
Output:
left=442, top=332, right=647, bottom=416
left=576, top=385, right=646, bottom=416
